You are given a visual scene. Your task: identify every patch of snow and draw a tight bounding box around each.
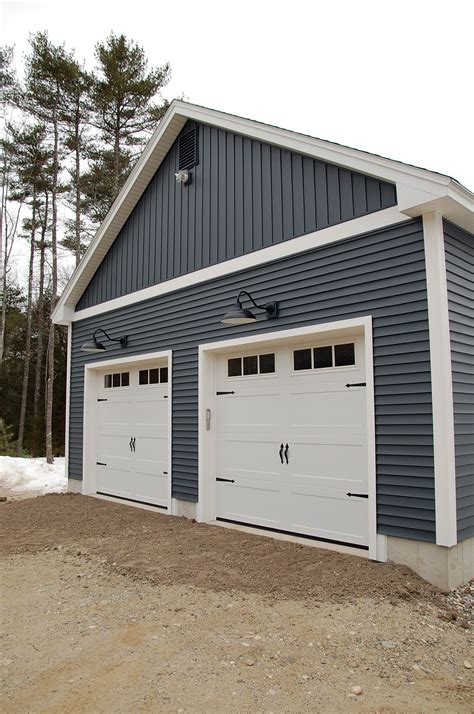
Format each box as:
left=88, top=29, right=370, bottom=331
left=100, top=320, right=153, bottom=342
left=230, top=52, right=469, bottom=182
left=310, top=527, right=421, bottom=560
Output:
left=0, top=456, right=67, bottom=494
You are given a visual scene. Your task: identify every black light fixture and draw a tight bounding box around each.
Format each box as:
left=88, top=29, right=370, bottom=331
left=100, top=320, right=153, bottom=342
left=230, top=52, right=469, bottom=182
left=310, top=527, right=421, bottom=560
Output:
left=80, top=328, right=128, bottom=353
left=221, top=290, right=278, bottom=325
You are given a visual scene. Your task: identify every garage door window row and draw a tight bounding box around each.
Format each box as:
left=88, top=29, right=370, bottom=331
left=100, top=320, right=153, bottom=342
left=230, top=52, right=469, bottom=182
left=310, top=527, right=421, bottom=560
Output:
left=227, top=353, right=275, bottom=377
left=294, top=342, right=355, bottom=371
left=139, top=367, right=169, bottom=385
left=104, top=372, right=130, bottom=388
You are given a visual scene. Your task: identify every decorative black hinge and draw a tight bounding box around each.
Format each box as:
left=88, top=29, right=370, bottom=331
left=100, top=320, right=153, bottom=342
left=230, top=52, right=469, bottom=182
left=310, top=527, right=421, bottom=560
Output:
left=97, top=398, right=108, bottom=402
left=216, top=391, right=235, bottom=396
left=164, top=395, right=168, bottom=399
left=216, top=477, right=235, bottom=483
left=346, top=492, right=368, bottom=498
left=345, top=382, right=366, bottom=388
left=96, top=461, right=107, bottom=466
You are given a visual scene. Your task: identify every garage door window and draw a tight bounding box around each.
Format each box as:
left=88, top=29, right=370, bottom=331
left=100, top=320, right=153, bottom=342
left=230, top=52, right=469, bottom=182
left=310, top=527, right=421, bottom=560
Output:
left=228, top=353, right=275, bottom=377
left=294, top=342, right=355, bottom=371
left=104, top=372, right=130, bottom=388
left=139, top=367, right=168, bottom=385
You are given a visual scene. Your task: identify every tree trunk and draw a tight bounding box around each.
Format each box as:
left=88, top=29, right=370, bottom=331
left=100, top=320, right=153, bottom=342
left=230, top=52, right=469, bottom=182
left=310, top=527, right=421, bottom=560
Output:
left=74, top=100, right=81, bottom=265
left=0, top=242, right=7, bottom=367
left=32, top=194, right=48, bottom=456
left=113, top=107, right=120, bottom=199
left=45, top=110, right=59, bottom=464
left=17, top=200, right=36, bottom=455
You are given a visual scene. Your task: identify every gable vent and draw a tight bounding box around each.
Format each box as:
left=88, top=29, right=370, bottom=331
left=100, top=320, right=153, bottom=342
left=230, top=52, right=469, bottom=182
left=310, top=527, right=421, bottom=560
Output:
left=178, top=126, right=199, bottom=171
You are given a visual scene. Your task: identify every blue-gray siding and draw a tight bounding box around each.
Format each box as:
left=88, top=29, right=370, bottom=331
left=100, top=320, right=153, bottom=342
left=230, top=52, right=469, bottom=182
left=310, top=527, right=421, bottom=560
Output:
left=70, top=219, right=436, bottom=543
left=444, top=220, right=474, bottom=541
left=77, top=122, right=397, bottom=310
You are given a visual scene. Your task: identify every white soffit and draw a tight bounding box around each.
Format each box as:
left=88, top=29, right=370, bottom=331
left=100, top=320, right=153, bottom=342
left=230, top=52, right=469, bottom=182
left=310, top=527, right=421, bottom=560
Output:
left=52, top=100, right=474, bottom=324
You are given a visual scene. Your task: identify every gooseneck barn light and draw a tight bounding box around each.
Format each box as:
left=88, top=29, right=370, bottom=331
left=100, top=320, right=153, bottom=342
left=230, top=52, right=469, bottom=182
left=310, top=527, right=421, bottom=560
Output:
left=80, top=328, right=128, bottom=353
left=221, top=290, right=278, bottom=325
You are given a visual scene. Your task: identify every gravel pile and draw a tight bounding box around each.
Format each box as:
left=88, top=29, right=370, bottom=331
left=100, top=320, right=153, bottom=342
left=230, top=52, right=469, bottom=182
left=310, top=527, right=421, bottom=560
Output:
left=445, top=580, right=474, bottom=629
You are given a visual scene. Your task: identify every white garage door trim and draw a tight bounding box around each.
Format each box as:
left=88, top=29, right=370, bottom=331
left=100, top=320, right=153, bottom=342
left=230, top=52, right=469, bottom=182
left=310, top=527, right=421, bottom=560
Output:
left=82, top=350, right=173, bottom=512
left=198, top=317, right=385, bottom=561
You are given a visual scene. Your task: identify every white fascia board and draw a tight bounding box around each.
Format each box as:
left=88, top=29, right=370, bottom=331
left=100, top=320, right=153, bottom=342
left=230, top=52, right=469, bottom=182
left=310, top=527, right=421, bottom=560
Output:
left=52, top=100, right=474, bottom=324
left=69, top=207, right=408, bottom=323
left=423, top=212, right=457, bottom=547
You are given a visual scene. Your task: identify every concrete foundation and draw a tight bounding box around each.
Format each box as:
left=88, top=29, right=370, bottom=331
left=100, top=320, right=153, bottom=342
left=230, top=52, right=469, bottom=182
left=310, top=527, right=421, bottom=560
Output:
left=387, top=535, right=473, bottom=590
left=68, top=478, right=83, bottom=494
left=173, top=499, right=197, bottom=519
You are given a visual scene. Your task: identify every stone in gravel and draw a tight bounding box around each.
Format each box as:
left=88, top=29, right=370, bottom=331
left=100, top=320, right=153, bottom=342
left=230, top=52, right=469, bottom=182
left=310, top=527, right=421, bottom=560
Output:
left=464, top=660, right=471, bottom=669
left=381, top=640, right=397, bottom=649
left=351, top=685, right=363, bottom=695
left=245, top=659, right=255, bottom=666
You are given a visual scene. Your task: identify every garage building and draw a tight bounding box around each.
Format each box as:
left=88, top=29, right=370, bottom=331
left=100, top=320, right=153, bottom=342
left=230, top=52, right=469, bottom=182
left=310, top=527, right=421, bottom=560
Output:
left=53, top=101, right=474, bottom=589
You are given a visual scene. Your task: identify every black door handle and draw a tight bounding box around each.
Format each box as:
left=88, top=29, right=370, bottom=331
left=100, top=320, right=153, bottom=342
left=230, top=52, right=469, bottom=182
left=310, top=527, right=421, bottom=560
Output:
left=284, top=443, right=289, bottom=464
left=132, top=437, right=136, bottom=452
left=129, top=437, right=133, bottom=452
left=279, top=443, right=284, bottom=464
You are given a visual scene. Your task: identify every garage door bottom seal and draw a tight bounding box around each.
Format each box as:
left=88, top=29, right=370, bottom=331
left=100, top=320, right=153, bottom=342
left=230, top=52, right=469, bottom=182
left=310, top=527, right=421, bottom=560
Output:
left=216, top=518, right=368, bottom=550
left=97, top=492, right=168, bottom=510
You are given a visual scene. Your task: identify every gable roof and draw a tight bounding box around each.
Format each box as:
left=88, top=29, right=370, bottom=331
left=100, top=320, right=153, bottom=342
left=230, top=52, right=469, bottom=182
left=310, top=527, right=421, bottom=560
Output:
left=53, top=100, right=474, bottom=324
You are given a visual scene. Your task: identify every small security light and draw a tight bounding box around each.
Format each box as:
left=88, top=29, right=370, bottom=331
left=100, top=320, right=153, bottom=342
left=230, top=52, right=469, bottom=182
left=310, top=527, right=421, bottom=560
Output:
left=80, top=328, right=128, bottom=353
left=175, top=169, right=192, bottom=186
left=221, top=290, right=278, bottom=325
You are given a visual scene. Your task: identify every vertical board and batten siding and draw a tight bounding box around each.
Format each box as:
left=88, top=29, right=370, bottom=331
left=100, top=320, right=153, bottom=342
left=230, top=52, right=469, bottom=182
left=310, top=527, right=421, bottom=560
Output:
left=76, top=121, right=397, bottom=310
left=70, top=219, right=436, bottom=543
left=444, top=221, right=474, bottom=541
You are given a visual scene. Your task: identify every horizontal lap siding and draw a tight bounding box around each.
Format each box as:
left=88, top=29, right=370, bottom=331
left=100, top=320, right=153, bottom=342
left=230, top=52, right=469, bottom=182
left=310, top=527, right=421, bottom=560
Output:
left=70, top=219, right=436, bottom=541
left=76, top=122, right=397, bottom=310
left=444, top=221, right=474, bottom=541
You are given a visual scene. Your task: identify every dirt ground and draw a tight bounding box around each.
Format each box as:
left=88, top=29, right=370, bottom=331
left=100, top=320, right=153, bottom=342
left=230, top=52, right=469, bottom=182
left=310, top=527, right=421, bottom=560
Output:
left=1, top=494, right=472, bottom=713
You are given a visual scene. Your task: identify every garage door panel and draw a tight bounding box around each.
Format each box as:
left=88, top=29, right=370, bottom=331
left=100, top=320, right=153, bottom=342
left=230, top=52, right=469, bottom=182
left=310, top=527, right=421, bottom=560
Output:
left=97, top=434, right=132, bottom=457
left=217, top=393, right=282, bottom=429
left=288, top=389, right=365, bottom=428
left=97, top=465, right=132, bottom=498
left=217, top=483, right=281, bottom=527
left=288, top=442, right=367, bottom=483
left=286, top=493, right=368, bottom=545
left=135, top=399, right=168, bottom=426
left=132, top=470, right=168, bottom=505
left=98, top=401, right=131, bottom=425
left=217, top=437, right=282, bottom=474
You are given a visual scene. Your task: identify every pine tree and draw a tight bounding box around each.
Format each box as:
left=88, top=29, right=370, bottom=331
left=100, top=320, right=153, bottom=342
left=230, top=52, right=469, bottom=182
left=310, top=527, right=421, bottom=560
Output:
left=22, top=32, right=72, bottom=463
left=61, top=60, right=93, bottom=265
left=5, top=123, right=53, bottom=455
left=83, top=33, right=170, bottom=222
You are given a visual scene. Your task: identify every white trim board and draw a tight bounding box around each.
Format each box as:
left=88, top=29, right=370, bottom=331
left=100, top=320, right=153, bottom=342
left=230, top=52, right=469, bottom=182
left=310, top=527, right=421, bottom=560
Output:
left=423, top=212, right=457, bottom=547
left=82, top=349, right=174, bottom=514
left=66, top=208, right=408, bottom=323
left=64, top=324, right=72, bottom=480
left=197, top=316, right=383, bottom=561
left=52, top=100, right=474, bottom=325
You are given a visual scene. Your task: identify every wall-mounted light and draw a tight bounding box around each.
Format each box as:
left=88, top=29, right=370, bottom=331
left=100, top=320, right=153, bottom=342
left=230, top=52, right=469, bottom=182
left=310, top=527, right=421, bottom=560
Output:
left=221, top=290, right=278, bottom=325
left=175, top=169, right=192, bottom=186
left=80, top=328, right=128, bottom=353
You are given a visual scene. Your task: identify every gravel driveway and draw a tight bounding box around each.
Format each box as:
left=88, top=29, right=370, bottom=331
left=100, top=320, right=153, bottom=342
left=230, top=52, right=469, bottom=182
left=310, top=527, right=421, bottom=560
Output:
left=1, top=494, right=472, bottom=712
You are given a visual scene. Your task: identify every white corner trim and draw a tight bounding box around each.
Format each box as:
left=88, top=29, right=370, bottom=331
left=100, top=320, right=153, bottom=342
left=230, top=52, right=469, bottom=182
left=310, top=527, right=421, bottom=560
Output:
left=64, top=323, right=72, bottom=478
left=82, top=349, right=172, bottom=512
left=197, top=316, right=381, bottom=561
left=423, top=212, right=457, bottom=547
left=70, top=207, right=408, bottom=323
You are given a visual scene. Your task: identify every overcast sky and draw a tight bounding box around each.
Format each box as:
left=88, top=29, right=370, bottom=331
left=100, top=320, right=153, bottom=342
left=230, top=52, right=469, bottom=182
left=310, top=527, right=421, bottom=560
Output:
left=2, top=0, right=474, bottom=192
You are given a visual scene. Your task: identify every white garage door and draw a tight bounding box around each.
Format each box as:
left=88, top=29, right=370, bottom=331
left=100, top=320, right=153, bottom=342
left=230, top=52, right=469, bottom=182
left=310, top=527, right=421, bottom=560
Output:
left=215, top=336, right=369, bottom=547
left=95, top=364, right=169, bottom=507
